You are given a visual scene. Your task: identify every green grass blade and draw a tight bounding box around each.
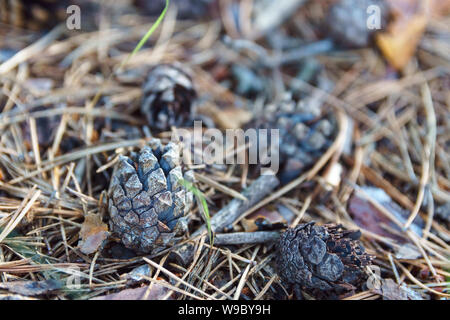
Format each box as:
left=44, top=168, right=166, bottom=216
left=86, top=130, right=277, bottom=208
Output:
left=88, top=0, right=170, bottom=109
left=179, top=179, right=214, bottom=246
left=118, top=0, right=170, bottom=71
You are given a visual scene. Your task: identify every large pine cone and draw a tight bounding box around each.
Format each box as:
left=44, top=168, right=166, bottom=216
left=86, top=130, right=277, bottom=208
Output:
left=141, top=64, right=197, bottom=132
left=108, top=140, right=194, bottom=254
left=327, top=0, right=389, bottom=48
left=134, top=0, right=213, bottom=19
left=248, top=94, right=337, bottom=183
left=276, top=222, right=373, bottom=299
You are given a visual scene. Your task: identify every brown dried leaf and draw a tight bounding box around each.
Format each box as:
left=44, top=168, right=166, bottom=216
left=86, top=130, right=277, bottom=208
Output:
left=91, top=284, right=171, bottom=300
left=242, top=207, right=287, bottom=232
left=377, top=0, right=449, bottom=69
left=347, top=187, right=424, bottom=242
left=373, top=279, right=424, bottom=300
left=348, top=190, right=402, bottom=241
left=78, top=213, right=109, bottom=255
left=376, top=9, right=427, bottom=69
left=0, top=280, right=61, bottom=296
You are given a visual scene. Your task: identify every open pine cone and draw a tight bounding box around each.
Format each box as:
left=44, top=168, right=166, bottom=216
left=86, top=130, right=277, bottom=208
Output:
left=248, top=94, right=337, bottom=183
left=108, top=140, right=194, bottom=254
left=141, top=64, right=197, bottom=132
left=276, top=222, right=373, bottom=299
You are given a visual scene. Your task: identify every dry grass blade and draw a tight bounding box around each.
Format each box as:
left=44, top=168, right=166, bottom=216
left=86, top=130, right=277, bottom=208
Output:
left=0, top=188, right=41, bottom=243
left=0, top=0, right=448, bottom=301
left=143, top=257, right=217, bottom=300
left=194, top=173, right=248, bottom=201
left=0, top=25, right=65, bottom=74
left=403, top=83, right=436, bottom=230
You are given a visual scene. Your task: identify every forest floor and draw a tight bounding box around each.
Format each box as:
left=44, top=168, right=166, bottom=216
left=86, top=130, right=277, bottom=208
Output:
left=0, top=0, right=449, bottom=300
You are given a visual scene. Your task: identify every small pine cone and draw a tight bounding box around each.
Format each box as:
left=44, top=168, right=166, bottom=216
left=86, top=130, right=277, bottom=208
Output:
left=141, top=64, right=197, bottom=132
left=134, top=0, right=212, bottom=19
left=249, top=95, right=337, bottom=183
left=276, top=222, right=373, bottom=299
left=108, top=140, right=194, bottom=254
left=327, top=0, right=389, bottom=48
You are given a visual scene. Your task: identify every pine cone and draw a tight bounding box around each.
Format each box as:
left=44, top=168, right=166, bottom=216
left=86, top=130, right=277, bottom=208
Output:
left=276, top=222, right=373, bottom=299
left=141, top=64, right=197, bottom=132
left=248, top=94, right=337, bottom=183
left=108, top=140, right=194, bottom=254
left=327, top=0, right=389, bottom=48
left=134, top=0, right=213, bottom=19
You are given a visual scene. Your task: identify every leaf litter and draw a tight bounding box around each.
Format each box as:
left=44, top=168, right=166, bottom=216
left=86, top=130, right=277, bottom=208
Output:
left=0, top=0, right=449, bottom=300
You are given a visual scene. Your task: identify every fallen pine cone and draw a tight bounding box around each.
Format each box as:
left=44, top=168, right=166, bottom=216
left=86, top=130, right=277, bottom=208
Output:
left=247, top=93, right=337, bottom=183
left=108, top=139, right=194, bottom=254
left=276, top=222, right=373, bottom=299
left=141, top=64, right=197, bottom=132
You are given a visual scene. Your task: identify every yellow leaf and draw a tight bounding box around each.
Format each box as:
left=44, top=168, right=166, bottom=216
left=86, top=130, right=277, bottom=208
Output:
left=378, top=0, right=449, bottom=70
left=376, top=14, right=427, bottom=70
